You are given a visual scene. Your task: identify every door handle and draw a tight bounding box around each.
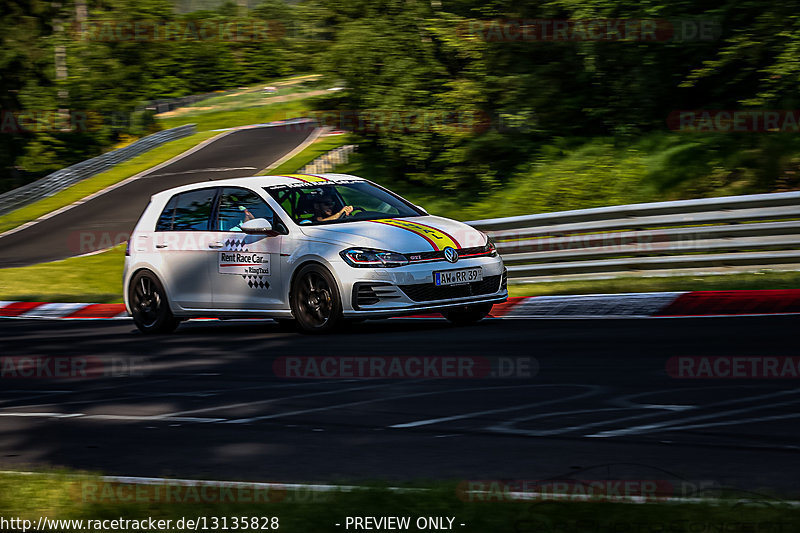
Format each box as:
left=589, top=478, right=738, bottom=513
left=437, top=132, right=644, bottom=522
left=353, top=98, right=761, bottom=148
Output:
left=208, top=242, right=224, bottom=249
left=155, top=244, right=168, bottom=249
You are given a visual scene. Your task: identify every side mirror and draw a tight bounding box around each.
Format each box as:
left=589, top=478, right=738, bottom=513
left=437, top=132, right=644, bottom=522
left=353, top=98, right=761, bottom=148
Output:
left=240, top=218, right=273, bottom=234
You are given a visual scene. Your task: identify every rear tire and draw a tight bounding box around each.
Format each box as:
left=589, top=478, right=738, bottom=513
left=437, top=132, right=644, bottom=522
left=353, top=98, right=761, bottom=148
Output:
left=290, top=264, right=343, bottom=333
left=442, top=303, right=493, bottom=325
left=129, top=271, right=180, bottom=334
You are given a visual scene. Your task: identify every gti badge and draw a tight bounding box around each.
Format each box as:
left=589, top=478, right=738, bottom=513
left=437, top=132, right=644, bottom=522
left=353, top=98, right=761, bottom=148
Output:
left=444, top=247, right=459, bottom=263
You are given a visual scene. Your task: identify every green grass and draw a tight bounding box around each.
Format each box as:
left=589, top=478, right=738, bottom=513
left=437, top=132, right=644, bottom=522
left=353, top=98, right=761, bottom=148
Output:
left=154, top=75, right=325, bottom=132
left=0, top=471, right=797, bottom=532
left=182, top=81, right=319, bottom=113
left=183, top=74, right=322, bottom=111
left=264, top=134, right=355, bottom=175
left=156, top=99, right=313, bottom=132
left=509, top=270, right=800, bottom=297
left=0, top=246, right=125, bottom=303
left=0, top=131, right=219, bottom=235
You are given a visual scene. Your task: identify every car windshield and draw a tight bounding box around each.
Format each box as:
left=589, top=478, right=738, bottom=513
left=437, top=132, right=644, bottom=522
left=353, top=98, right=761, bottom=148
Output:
left=265, top=181, right=423, bottom=226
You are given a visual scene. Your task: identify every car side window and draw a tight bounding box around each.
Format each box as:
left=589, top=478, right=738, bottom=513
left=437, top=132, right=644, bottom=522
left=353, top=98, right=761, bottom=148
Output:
left=216, top=187, right=280, bottom=232
left=155, top=195, right=178, bottom=231
left=170, top=188, right=216, bottom=231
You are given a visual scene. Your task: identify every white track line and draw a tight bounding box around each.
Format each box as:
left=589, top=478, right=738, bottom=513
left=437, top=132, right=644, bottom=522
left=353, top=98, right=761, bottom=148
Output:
left=160, top=381, right=399, bottom=418
left=489, top=388, right=800, bottom=438
left=227, top=383, right=552, bottom=424
left=588, top=389, right=800, bottom=438
left=389, top=384, right=603, bottom=429
left=0, top=412, right=224, bottom=423
left=637, top=412, right=800, bottom=435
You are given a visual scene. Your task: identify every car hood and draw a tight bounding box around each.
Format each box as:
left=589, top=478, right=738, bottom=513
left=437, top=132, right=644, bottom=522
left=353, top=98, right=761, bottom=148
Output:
left=298, top=216, right=487, bottom=253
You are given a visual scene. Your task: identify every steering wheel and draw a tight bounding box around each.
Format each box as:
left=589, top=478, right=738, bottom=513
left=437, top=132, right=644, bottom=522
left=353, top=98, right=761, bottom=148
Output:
left=341, top=207, right=366, bottom=219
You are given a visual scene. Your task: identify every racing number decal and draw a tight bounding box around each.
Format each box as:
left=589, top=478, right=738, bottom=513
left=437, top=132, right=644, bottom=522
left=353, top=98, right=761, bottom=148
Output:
left=371, top=219, right=461, bottom=251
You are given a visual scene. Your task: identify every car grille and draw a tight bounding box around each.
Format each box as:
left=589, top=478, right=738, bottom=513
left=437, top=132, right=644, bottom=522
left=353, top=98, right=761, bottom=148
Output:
left=398, top=275, right=502, bottom=302
left=407, top=245, right=491, bottom=263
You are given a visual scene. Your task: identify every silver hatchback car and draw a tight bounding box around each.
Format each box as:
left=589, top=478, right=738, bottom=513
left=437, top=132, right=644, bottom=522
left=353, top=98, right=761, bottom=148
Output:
left=124, top=173, right=507, bottom=333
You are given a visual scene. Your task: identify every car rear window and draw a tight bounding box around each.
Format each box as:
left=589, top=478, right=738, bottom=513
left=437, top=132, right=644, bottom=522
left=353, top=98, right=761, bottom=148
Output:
left=156, top=188, right=216, bottom=231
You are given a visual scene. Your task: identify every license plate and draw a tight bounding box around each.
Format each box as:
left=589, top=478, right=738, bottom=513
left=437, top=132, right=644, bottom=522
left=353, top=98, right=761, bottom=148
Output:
left=434, top=267, right=483, bottom=286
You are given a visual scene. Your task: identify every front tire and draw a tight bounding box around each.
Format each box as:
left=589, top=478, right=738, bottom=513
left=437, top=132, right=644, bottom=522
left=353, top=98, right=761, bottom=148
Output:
left=290, top=264, right=343, bottom=333
left=129, top=271, right=180, bottom=334
left=442, top=303, right=493, bottom=325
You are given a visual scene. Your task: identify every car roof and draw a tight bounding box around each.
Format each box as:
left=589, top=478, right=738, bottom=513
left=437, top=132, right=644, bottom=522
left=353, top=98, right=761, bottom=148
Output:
left=150, top=173, right=367, bottom=202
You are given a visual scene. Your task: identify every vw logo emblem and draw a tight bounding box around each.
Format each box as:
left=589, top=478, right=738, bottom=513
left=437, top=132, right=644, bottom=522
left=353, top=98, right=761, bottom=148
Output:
left=443, top=247, right=459, bottom=263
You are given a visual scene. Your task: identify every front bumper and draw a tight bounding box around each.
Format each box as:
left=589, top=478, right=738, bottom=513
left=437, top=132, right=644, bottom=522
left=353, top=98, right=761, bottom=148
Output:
left=334, top=255, right=508, bottom=317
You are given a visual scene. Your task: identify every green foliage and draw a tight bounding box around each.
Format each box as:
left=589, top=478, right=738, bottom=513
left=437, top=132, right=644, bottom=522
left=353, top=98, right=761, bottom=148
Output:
left=0, top=0, right=320, bottom=191
left=309, top=0, right=800, bottom=194
left=337, top=130, right=796, bottom=222
left=5, top=0, right=800, bottom=206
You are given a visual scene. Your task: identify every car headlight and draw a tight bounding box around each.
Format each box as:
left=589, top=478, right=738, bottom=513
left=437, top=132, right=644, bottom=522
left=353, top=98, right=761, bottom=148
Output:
left=340, top=248, right=409, bottom=268
left=480, top=231, right=499, bottom=257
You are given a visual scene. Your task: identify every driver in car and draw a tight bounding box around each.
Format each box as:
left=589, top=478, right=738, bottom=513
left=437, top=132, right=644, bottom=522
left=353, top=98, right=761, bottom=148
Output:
left=314, top=195, right=353, bottom=222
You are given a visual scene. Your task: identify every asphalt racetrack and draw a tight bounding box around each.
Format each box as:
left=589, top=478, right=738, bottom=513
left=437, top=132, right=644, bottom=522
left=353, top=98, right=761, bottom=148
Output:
left=0, top=315, right=797, bottom=494
left=0, top=122, right=317, bottom=268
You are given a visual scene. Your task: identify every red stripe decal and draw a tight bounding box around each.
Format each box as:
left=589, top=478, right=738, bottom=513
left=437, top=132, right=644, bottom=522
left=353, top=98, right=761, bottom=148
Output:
left=405, top=220, right=462, bottom=249
left=655, top=289, right=800, bottom=316
left=0, top=302, right=45, bottom=317
left=66, top=304, right=127, bottom=319
left=279, top=175, right=310, bottom=183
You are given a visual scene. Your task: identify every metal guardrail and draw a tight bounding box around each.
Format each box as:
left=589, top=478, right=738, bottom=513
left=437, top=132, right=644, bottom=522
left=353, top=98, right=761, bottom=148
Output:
left=466, top=191, right=800, bottom=282
left=299, top=144, right=357, bottom=175
left=0, top=124, right=196, bottom=217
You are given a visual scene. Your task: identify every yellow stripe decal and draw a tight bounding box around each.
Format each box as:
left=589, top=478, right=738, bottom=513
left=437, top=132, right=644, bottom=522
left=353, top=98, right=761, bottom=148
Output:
left=371, top=219, right=460, bottom=251
left=279, top=174, right=329, bottom=183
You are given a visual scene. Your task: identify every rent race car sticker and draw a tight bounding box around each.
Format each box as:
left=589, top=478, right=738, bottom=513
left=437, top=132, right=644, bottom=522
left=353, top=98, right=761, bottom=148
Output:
left=370, top=218, right=461, bottom=251
left=219, top=252, right=270, bottom=275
